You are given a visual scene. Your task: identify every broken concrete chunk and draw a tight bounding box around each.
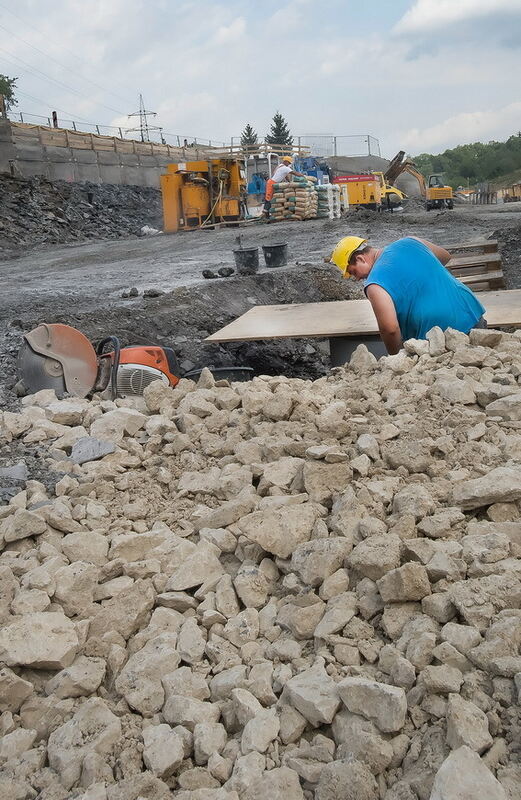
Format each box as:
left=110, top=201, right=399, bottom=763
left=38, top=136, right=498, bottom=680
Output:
left=0, top=612, right=78, bottom=669
left=377, top=563, right=431, bottom=602
left=430, top=745, right=507, bottom=800
left=70, top=436, right=116, bottom=464
left=238, top=503, right=317, bottom=559
left=453, top=467, right=521, bottom=510
left=142, top=723, right=184, bottom=778
left=337, top=677, right=407, bottom=733
left=282, top=661, right=340, bottom=726
left=446, top=693, right=493, bottom=753
left=47, top=698, right=122, bottom=790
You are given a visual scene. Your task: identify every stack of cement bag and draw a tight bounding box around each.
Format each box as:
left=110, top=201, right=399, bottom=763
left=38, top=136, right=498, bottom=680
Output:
left=316, top=183, right=342, bottom=219
left=270, top=176, right=318, bottom=221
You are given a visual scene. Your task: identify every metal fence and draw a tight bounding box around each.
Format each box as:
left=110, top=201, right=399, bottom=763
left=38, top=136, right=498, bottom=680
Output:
left=6, top=110, right=228, bottom=147
left=6, top=112, right=380, bottom=157
left=294, top=134, right=381, bottom=158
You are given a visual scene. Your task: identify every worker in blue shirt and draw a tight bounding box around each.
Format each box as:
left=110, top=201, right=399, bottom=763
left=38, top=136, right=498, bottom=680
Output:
left=330, top=236, right=486, bottom=355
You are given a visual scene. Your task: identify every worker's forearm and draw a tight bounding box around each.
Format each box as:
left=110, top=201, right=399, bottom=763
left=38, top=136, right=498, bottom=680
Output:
left=380, top=329, right=403, bottom=355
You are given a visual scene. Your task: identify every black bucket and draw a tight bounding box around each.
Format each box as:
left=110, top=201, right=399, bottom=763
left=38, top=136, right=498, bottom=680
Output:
left=184, top=366, right=253, bottom=383
left=233, top=247, right=259, bottom=275
left=262, top=243, right=288, bottom=268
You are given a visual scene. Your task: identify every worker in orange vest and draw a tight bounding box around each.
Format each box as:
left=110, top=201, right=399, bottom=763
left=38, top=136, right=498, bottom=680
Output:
left=263, top=156, right=305, bottom=217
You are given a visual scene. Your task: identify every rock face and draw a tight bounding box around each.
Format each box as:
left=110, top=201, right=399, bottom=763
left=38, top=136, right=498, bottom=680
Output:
left=1, top=329, right=521, bottom=798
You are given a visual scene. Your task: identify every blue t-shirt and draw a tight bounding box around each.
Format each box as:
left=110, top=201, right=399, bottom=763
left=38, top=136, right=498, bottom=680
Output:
left=364, top=238, right=485, bottom=341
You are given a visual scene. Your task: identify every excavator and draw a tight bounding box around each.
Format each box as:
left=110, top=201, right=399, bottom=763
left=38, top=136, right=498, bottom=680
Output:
left=384, top=151, right=454, bottom=211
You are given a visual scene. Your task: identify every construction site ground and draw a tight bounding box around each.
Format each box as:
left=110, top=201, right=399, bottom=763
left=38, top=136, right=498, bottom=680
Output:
left=1, top=202, right=521, bottom=406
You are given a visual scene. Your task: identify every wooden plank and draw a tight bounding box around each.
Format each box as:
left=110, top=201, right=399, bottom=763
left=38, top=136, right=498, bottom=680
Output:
left=447, top=240, right=498, bottom=255
left=206, top=289, right=521, bottom=343
left=459, top=270, right=505, bottom=289
left=447, top=253, right=501, bottom=270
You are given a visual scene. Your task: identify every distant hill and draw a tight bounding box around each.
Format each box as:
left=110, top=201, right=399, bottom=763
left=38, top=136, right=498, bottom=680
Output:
left=413, top=133, right=521, bottom=190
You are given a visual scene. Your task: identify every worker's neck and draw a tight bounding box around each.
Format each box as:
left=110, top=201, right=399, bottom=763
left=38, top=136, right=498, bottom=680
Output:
left=372, top=248, right=383, bottom=264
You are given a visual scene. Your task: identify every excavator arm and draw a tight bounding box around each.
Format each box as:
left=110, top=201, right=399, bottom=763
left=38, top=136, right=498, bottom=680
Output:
left=384, top=150, right=426, bottom=197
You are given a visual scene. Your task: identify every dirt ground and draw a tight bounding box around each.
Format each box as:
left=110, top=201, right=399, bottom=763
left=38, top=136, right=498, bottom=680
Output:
left=1, top=202, right=521, bottom=403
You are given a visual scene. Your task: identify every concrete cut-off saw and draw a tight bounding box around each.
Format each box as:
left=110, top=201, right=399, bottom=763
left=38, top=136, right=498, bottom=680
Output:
left=17, top=323, right=181, bottom=399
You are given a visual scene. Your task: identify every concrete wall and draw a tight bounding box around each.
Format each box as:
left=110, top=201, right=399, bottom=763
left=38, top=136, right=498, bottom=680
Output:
left=0, top=120, right=210, bottom=187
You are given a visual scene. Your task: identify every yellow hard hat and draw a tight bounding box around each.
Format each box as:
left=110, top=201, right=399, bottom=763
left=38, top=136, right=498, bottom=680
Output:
left=330, top=236, right=367, bottom=277
left=282, top=156, right=292, bottom=164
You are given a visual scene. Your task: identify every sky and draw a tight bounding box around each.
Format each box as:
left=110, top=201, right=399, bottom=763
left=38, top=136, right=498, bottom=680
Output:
left=1, top=0, right=521, bottom=158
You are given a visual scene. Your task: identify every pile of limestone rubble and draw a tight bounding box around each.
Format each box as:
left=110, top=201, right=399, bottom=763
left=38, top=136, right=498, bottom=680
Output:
left=1, top=324, right=521, bottom=800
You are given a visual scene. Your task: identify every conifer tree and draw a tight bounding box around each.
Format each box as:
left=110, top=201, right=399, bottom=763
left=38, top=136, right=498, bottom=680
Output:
left=240, top=123, right=258, bottom=151
left=266, top=111, right=293, bottom=150
left=240, top=123, right=259, bottom=154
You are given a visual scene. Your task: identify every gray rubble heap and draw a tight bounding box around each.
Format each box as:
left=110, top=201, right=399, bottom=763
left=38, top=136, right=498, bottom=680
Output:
left=0, top=326, right=521, bottom=800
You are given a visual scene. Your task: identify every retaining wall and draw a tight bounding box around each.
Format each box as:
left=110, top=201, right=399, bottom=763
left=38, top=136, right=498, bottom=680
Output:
left=0, top=120, right=209, bottom=187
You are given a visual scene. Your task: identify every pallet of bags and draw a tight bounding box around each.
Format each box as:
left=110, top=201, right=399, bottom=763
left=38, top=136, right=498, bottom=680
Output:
left=269, top=176, right=318, bottom=221
left=316, top=184, right=342, bottom=219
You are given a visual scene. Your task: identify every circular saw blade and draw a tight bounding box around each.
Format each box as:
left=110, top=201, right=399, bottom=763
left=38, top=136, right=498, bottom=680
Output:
left=17, top=340, right=67, bottom=395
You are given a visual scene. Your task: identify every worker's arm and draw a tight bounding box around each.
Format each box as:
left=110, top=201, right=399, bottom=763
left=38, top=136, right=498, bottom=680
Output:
left=289, top=170, right=305, bottom=178
left=410, top=237, right=451, bottom=266
left=366, top=284, right=403, bottom=355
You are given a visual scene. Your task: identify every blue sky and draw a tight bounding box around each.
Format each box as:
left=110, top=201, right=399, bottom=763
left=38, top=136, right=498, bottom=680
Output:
left=2, top=0, right=521, bottom=157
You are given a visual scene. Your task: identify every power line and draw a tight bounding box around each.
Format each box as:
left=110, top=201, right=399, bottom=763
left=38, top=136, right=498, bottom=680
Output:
left=0, top=1, right=135, bottom=107
left=15, top=90, right=101, bottom=125
left=0, top=23, right=127, bottom=116
left=0, top=47, right=126, bottom=116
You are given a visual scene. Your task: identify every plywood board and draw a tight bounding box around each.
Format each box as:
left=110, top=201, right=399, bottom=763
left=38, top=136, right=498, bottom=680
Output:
left=206, top=289, right=521, bottom=343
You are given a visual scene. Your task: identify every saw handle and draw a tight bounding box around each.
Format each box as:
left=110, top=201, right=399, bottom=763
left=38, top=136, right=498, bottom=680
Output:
left=96, top=336, right=121, bottom=399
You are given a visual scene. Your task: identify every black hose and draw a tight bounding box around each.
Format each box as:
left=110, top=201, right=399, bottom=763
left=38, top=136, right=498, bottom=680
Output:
left=96, top=336, right=121, bottom=399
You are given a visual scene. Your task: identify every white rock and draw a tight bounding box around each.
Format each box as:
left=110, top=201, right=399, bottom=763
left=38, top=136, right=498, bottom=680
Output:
left=194, top=721, right=228, bottom=764
left=142, top=723, right=184, bottom=778
left=430, top=745, right=507, bottom=800
left=45, top=656, right=106, bottom=698
left=115, top=633, right=180, bottom=715
left=446, top=693, right=493, bottom=753
left=282, top=661, right=340, bottom=726
left=238, top=504, right=317, bottom=559
left=241, top=708, right=280, bottom=754
left=47, top=698, right=122, bottom=790
left=0, top=612, right=78, bottom=669
left=337, top=677, right=407, bottom=733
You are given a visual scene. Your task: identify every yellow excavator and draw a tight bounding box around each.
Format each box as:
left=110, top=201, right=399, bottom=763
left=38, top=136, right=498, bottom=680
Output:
left=384, top=151, right=454, bottom=211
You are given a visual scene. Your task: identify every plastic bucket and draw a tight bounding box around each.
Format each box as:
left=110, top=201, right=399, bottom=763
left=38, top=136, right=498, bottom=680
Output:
left=233, top=247, right=259, bottom=275
left=262, top=243, right=288, bottom=268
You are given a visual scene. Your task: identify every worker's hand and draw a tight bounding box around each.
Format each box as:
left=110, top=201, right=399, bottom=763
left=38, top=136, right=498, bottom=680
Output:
left=366, top=284, right=403, bottom=355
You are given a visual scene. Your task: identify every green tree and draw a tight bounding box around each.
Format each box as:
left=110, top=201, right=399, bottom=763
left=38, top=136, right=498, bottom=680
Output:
left=266, top=111, right=293, bottom=151
left=0, top=74, right=18, bottom=112
left=240, top=123, right=258, bottom=152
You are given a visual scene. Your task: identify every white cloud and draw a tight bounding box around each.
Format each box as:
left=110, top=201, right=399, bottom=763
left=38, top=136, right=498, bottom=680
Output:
left=214, top=16, right=246, bottom=44
left=394, top=0, right=521, bottom=35
left=401, top=101, right=521, bottom=153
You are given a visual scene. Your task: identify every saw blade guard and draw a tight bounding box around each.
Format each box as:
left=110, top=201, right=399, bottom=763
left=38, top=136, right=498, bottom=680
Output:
left=19, top=323, right=98, bottom=397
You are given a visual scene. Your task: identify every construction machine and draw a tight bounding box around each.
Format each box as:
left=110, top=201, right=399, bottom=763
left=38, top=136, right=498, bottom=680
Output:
left=372, top=171, right=407, bottom=208
left=384, top=151, right=454, bottom=211
left=17, top=323, right=180, bottom=399
left=160, top=158, right=247, bottom=233
left=332, top=174, right=383, bottom=209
